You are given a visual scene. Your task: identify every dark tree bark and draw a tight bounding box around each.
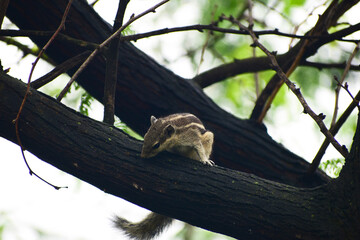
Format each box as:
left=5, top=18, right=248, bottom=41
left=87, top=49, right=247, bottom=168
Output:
left=1, top=72, right=359, bottom=240
left=5, top=0, right=330, bottom=187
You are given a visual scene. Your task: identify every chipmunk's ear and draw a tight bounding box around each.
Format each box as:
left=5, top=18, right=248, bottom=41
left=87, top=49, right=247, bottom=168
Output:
left=150, top=116, right=157, bottom=125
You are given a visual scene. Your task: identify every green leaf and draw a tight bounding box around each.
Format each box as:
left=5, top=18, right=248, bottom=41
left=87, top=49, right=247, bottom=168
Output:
left=79, top=91, right=93, bottom=116
left=320, top=158, right=345, bottom=178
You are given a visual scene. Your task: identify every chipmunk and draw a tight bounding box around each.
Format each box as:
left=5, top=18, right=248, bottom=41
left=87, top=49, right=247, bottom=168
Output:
left=114, top=113, right=214, bottom=240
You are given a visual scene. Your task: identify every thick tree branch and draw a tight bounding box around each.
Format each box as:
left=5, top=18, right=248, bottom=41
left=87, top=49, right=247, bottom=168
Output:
left=1, top=72, right=359, bottom=240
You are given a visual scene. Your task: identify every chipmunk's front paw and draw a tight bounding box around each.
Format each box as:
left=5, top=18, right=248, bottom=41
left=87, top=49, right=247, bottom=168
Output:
left=203, top=159, right=215, bottom=166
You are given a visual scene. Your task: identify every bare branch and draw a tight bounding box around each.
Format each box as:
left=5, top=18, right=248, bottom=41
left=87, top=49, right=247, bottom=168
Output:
left=224, top=15, right=349, bottom=158
left=308, top=89, right=360, bottom=174
left=13, top=0, right=74, bottom=189
left=301, top=60, right=360, bottom=71
left=334, top=77, right=360, bottom=111
left=119, top=24, right=334, bottom=42
left=57, top=0, right=170, bottom=102
left=250, top=0, right=360, bottom=123
left=331, top=42, right=360, bottom=127
left=30, top=51, right=91, bottom=89
left=0, top=29, right=99, bottom=50
left=192, top=22, right=360, bottom=89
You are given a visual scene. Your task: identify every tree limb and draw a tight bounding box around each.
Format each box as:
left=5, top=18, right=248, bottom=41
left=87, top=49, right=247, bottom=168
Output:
left=103, top=0, right=130, bottom=125
left=0, top=29, right=99, bottom=50
left=1, top=72, right=359, bottom=240
left=250, top=0, right=360, bottom=122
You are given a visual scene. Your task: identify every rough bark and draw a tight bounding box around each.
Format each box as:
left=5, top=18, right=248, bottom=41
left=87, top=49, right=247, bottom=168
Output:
left=1, top=72, right=359, bottom=240
left=5, top=0, right=330, bottom=187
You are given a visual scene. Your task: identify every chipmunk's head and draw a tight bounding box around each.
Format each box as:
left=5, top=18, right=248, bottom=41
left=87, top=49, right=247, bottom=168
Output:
left=141, top=113, right=205, bottom=158
left=141, top=115, right=175, bottom=158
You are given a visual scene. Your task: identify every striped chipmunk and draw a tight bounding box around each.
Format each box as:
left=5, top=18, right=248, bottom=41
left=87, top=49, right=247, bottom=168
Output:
left=114, top=113, right=215, bottom=240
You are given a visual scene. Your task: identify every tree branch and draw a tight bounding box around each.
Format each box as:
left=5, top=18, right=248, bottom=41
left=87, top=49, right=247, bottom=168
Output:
left=301, top=60, right=360, bottom=71
left=308, top=89, right=360, bottom=174
left=223, top=15, right=348, bottom=158
left=13, top=0, right=73, bottom=190
left=331, top=42, right=360, bottom=128
left=1, top=72, right=358, bottom=240
left=192, top=20, right=360, bottom=89
left=30, top=50, right=91, bottom=89
left=250, top=0, right=360, bottom=122
left=56, top=0, right=170, bottom=102
left=103, top=0, right=130, bottom=125
left=118, top=23, right=358, bottom=43
left=0, top=29, right=99, bottom=50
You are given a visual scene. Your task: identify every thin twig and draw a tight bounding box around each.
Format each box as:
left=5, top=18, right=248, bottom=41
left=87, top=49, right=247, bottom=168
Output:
left=247, top=0, right=260, bottom=97
left=331, top=42, right=360, bottom=128
left=57, top=0, right=170, bottom=102
left=249, top=1, right=360, bottom=123
left=1, top=23, right=358, bottom=46
left=196, top=4, right=218, bottom=75
left=256, top=21, right=317, bottom=123
left=308, top=89, right=360, bottom=174
left=31, top=51, right=91, bottom=89
left=289, top=1, right=327, bottom=48
left=117, top=22, right=360, bottom=43
left=257, top=1, right=328, bottom=122
left=334, top=77, right=360, bottom=111
left=301, top=60, right=360, bottom=71
left=13, top=0, right=74, bottom=190
left=224, top=14, right=348, bottom=158
left=0, top=29, right=99, bottom=50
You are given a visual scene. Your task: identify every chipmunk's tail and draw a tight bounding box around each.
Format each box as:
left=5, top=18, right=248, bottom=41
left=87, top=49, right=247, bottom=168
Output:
left=114, top=212, right=173, bottom=240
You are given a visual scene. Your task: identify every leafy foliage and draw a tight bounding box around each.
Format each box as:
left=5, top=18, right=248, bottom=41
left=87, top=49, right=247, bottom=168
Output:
left=320, top=158, right=345, bottom=178
left=79, top=91, right=93, bottom=116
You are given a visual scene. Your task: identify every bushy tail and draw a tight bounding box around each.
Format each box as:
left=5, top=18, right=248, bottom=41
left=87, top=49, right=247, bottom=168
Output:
left=114, top=212, right=173, bottom=240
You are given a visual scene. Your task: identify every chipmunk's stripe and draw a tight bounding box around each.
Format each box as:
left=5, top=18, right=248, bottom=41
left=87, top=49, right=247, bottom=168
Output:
left=162, top=113, right=204, bottom=128
left=176, top=122, right=207, bottom=135
left=164, top=113, right=194, bottom=122
left=182, top=122, right=205, bottom=129
left=157, top=113, right=208, bottom=137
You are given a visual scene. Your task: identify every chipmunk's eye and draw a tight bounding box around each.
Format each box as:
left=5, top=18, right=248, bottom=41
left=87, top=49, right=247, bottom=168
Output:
left=152, top=142, right=160, bottom=149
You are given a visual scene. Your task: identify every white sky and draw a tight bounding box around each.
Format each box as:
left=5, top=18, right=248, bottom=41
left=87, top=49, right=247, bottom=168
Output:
left=1, top=0, right=360, bottom=239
